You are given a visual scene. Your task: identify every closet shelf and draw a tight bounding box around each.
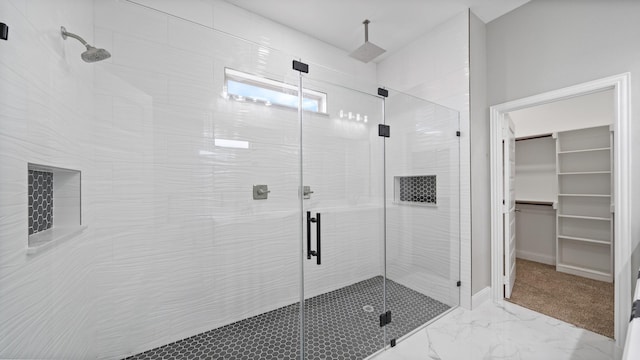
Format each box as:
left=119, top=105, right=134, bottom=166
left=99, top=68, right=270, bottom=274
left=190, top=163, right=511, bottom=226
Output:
left=515, top=200, right=554, bottom=206
left=558, top=147, right=611, bottom=154
left=558, top=171, right=611, bottom=175
left=558, top=193, right=611, bottom=198
left=558, top=235, right=610, bottom=245
left=555, top=125, right=613, bottom=283
left=558, top=214, right=610, bottom=221
left=556, top=263, right=612, bottom=278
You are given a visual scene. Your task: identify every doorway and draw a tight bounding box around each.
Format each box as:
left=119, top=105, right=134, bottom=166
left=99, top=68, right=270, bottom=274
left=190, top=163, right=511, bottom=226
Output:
left=506, top=91, right=615, bottom=337
left=489, top=73, right=631, bottom=347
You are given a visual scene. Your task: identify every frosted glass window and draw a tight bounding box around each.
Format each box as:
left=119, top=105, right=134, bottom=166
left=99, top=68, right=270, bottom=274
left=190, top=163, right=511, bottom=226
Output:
left=224, top=68, right=326, bottom=113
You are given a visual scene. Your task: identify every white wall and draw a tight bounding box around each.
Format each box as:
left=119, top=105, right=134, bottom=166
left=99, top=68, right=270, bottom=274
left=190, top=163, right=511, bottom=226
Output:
left=515, top=204, right=556, bottom=265
left=487, top=0, right=640, bottom=303
left=509, top=90, right=615, bottom=138
left=127, top=0, right=378, bottom=93
left=0, top=0, right=385, bottom=358
left=514, top=137, right=557, bottom=265
left=515, top=137, right=556, bottom=202
left=469, top=11, right=491, bottom=298
left=0, top=1, right=97, bottom=359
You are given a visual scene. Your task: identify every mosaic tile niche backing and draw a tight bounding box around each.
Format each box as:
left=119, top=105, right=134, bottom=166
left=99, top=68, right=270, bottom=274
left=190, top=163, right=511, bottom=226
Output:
left=28, top=170, right=53, bottom=235
left=399, top=175, right=436, bottom=204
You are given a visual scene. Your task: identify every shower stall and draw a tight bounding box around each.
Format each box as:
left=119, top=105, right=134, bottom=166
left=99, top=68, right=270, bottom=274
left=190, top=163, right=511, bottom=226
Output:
left=0, top=1, right=460, bottom=359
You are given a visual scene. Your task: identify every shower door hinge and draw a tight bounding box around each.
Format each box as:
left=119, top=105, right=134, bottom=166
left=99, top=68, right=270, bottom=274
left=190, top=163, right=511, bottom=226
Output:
left=0, top=23, right=8, bottom=40
left=631, top=300, right=640, bottom=320
left=292, top=60, right=309, bottom=73
left=378, top=124, right=390, bottom=138
left=456, top=280, right=461, bottom=287
left=379, top=310, right=392, bottom=327
left=377, top=87, right=389, bottom=97
left=456, top=131, right=461, bottom=137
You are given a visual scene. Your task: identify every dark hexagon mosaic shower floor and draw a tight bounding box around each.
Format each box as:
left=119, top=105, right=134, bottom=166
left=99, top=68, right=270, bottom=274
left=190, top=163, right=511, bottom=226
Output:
left=124, top=276, right=450, bottom=360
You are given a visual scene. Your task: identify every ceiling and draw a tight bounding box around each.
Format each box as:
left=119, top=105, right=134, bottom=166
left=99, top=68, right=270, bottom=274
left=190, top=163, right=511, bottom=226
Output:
left=221, top=0, right=530, bottom=62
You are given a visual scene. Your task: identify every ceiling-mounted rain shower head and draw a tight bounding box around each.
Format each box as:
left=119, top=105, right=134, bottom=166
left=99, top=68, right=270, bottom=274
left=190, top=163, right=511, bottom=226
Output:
left=349, top=19, right=386, bottom=63
left=61, top=26, right=111, bottom=63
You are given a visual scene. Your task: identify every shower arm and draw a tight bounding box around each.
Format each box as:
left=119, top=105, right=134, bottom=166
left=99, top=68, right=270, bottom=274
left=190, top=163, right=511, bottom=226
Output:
left=363, top=19, right=370, bottom=42
left=61, top=27, right=89, bottom=47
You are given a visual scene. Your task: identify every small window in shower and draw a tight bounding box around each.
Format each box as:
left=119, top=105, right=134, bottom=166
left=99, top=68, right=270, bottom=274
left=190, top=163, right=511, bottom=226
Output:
left=394, top=175, right=437, bottom=205
left=223, top=68, right=327, bottom=113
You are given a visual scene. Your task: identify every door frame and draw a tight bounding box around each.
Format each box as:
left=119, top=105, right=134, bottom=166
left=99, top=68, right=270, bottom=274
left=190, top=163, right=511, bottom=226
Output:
left=489, top=73, right=631, bottom=347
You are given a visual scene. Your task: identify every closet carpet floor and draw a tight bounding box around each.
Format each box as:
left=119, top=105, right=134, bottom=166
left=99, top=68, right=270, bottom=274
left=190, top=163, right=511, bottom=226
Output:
left=507, top=258, right=614, bottom=338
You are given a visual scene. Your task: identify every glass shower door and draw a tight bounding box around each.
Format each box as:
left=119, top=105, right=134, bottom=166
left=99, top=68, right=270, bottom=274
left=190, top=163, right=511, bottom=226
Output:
left=299, top=75, right=386, bottom=359
left=383, top=90, right=460, bottom=346
left=202, top=37, right=304, bottom=359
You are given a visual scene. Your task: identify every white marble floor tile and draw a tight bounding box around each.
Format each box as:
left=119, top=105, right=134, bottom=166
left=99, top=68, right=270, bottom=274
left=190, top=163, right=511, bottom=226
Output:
left=373, top=301, right=622, bottom=360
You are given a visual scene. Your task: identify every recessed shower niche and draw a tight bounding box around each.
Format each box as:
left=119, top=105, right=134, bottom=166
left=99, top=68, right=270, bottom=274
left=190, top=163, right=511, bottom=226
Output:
left=27, top=164, right=84, bottom=254
left=394, top=175, right=437, bottom=205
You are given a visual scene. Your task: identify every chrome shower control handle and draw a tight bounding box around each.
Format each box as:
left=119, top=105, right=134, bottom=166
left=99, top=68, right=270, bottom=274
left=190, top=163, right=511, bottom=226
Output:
left=303, top=186, right=314, bottom=199
left=253, top=185, right=270, bottom=200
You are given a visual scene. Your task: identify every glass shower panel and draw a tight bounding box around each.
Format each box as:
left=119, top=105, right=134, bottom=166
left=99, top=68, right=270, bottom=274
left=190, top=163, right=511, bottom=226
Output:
left=383, top=90, right=460, bottom=346
left=202, top=34, right=304, bottom=358
left=92, top=2, right=303, bottom=357
left=300, top=76, right=386, bottom=359
left=207, top=63, right=302, bottom=358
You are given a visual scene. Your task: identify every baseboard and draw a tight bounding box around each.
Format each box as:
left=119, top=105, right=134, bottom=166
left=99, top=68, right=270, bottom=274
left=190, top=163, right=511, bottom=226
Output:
left=472, top=286, right=491, bottom=309
left=516, top=249, right=555, bottom=265
left=556, top=264, right=613, bottom=283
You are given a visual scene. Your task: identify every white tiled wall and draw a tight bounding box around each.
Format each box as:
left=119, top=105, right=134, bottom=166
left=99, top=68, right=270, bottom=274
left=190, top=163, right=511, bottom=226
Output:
left=127, top=0, right=378, bottom=94
left=377, top=11, right=472, bottom=308
left=0, top=0, right=98, bottom=358
left=0, top=0, right=463, bottom=359
left=384, top=96, right=461, bottom=307
left=0, top=0, right=384, bottom=358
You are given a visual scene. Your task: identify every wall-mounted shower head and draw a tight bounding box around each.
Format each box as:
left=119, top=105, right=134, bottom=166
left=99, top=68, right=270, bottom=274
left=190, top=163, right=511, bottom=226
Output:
left=61, top=26, right=111, bottom=63
left=80, top=45, right=111, bottom=63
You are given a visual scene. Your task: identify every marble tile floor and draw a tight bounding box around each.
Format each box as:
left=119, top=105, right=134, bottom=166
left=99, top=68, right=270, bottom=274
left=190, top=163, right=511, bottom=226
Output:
left=373, top=301, right=622, bottom=360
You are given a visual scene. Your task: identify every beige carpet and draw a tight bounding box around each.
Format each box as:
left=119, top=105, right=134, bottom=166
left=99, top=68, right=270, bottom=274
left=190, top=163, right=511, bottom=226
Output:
left=507, top=258, right=614, bottom=338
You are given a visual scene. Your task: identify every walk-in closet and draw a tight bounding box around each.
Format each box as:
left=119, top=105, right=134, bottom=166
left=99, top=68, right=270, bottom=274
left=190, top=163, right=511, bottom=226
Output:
left=505, top=89, right=615, bottom=338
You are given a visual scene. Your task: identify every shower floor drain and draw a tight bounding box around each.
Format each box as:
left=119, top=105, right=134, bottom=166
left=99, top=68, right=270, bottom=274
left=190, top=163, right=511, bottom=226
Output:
left=362, top=305, right=374, bottom=312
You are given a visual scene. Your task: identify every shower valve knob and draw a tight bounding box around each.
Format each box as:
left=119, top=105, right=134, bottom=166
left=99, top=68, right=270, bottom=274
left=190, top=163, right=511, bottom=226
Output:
left=303, top=186, right=314, bottom=199
left=253, top=185, right=270, bottom=200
